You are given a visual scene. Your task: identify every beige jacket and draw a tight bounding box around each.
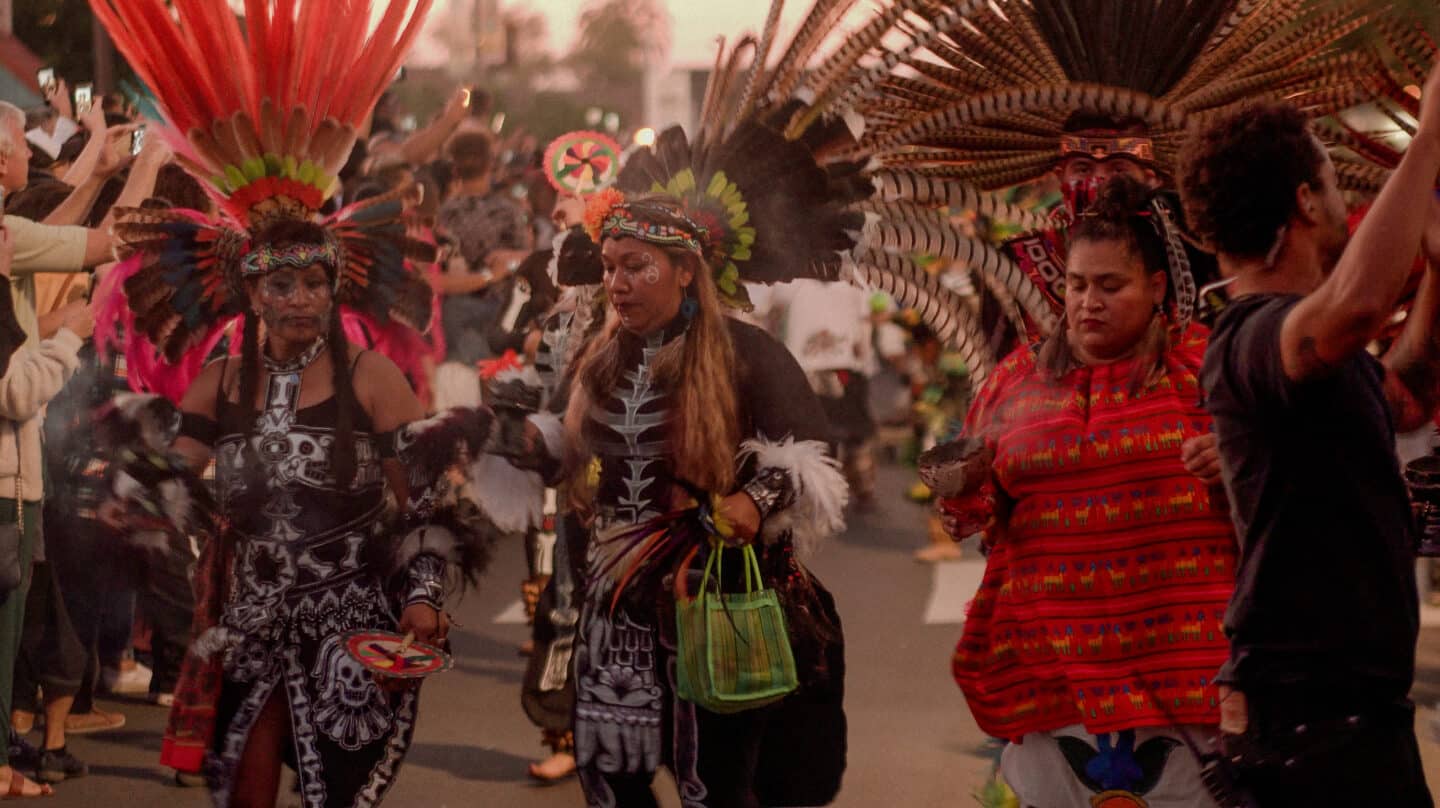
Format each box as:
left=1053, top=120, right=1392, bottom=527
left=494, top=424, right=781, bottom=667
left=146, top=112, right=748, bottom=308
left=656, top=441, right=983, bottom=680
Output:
left=0, top=329, right=83, bottom=502
left=4, top=215, right=89, bottom=347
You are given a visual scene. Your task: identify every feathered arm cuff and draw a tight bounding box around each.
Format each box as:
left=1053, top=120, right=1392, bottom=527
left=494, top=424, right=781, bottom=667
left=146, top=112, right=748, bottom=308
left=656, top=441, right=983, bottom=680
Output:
left=376, top=406, right=554, bottom=600
left=737, top=436, right=849, bottom=557
left=96, top=395, right=216, bottom=537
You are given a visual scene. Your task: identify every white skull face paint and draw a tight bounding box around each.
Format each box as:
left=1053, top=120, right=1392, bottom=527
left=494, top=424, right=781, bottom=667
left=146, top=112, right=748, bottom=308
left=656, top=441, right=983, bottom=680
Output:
left=639, top=252, right=661, bottom=285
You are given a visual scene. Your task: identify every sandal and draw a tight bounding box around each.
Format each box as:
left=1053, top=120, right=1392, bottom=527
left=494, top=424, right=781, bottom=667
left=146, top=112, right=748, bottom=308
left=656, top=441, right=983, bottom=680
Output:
left=0, top=767, right=52, bottom=799
left=527, top=752, right=576, bottom=784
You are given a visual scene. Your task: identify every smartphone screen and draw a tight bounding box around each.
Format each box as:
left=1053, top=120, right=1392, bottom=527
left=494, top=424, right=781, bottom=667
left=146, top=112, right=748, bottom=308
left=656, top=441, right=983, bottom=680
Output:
left=36, top=69, right=54, bottom=94
left=74, top=83, right=93, bottom=116
left=131, top=127, right=145, bottom=156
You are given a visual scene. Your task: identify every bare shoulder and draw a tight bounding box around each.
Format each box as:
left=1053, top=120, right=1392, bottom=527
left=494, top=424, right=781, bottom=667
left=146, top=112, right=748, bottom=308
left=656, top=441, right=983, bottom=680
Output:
left=181, top=356, right=230, bottom=415
left=348, top=345, right=423, bottom=430
left=349, top=345, right=409, bottom=387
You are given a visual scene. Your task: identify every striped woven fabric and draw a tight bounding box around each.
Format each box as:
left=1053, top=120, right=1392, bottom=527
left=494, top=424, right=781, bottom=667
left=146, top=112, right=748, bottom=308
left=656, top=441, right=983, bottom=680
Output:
left=948, top=326, right=1236, bottom=741
left=676, top=548, right=798, bottom=714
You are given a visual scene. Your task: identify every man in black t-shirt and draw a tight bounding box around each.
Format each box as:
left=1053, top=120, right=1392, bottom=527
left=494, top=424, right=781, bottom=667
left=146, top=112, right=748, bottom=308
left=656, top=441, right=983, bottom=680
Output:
left=1176, top=70, right=1440, bottom=806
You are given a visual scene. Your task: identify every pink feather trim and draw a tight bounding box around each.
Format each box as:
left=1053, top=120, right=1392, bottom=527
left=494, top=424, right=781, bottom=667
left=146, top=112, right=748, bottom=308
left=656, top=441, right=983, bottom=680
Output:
left=95, top=253, right=239, bottom=404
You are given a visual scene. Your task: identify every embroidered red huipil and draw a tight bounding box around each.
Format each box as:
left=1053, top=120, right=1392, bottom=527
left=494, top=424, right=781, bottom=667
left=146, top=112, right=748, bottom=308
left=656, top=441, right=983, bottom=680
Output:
left=944, top=326, right=1237, bottom=742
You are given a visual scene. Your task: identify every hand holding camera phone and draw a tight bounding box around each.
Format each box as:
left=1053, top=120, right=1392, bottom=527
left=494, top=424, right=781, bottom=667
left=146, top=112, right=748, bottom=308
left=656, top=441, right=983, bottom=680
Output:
left=74, top=83, right=94, bottom=117
left=36, top=68, right=55, bottom=96
left=131, top=126, right=146, bottom=156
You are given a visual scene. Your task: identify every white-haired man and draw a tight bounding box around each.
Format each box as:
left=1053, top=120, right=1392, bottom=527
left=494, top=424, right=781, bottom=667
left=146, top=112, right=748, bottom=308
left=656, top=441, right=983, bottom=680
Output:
left=0, top=102, right=112, bottom=345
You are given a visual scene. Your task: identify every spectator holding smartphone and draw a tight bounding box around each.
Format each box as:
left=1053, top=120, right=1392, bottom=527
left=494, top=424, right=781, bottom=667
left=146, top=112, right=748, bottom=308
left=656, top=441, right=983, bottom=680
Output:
left=0, top=220, right=90, bottom=798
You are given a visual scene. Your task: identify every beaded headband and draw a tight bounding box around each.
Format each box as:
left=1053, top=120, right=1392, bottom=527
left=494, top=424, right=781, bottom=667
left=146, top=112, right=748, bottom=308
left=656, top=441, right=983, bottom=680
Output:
left=583, top=188, right=708, bottom=255
left=240, top=240, right=342, bottom=279
left=1058, top=134, right=1155, bottom=164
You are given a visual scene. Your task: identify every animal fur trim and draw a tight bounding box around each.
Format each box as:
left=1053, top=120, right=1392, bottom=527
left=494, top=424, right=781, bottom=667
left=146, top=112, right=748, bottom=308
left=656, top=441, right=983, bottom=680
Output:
left=738, top=436, right=848, bottom=557
left=464, top=453, right=545, bottom=534
left=433, top=361, right=482, bottom=410
left=391, top=523, right=461, bottom=569
left=113, top=469, right=194, bottom=535
left=101, top=393, right=181, bottom=451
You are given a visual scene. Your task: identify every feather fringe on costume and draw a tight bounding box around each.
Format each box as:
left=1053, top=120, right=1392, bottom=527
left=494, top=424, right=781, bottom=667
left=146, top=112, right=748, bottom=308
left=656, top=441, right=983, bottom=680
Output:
left=93, top=394, right=217, bottom=537
left=373, top=405, right=546, bottom=588
left=379, top=497, right=499, bottom=590
left=462, top=455, right=545, bottom=535
left=92, top=0, right=441, bottom=398
left=740, top=436, right=849, bottom=558
left=602, top=0, right=1398, bottom=397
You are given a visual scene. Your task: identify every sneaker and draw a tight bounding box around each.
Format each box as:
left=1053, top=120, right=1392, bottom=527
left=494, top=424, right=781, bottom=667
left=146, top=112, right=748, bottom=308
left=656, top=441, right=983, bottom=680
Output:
left=7, top=731, right=39, bottom=769
left=64, top=708, right=126, bottom=735
left=35, top=748, right=88, bottom=783
left=101, top=662, right=153, bottom=695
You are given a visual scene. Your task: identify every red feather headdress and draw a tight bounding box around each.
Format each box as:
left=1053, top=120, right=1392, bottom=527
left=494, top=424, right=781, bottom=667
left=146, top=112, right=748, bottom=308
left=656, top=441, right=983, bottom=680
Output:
left=90, top=0, right=438, bottom=373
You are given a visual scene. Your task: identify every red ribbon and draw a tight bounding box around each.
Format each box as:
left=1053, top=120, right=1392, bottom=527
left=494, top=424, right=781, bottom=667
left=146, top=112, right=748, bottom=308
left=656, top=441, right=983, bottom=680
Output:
left=477, top=349, right=523, bottom=380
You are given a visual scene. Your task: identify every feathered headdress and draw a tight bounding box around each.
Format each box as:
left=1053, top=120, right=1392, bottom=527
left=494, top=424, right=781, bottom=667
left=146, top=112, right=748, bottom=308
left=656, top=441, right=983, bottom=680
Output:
left=89, top=0, right=437, bottom=365
left=863, top=0, right=1382, bottom=188
left=840, top=0, right=1393, bottom=385
left=573, top=0, right=1067, bottom=382
left=1319, top=10, right=1435, bottom=192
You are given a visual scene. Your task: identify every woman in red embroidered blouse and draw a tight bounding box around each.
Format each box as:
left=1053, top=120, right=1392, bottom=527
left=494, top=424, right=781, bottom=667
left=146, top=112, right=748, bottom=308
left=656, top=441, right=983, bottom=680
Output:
left=941, top=179, right=1237, bottom=808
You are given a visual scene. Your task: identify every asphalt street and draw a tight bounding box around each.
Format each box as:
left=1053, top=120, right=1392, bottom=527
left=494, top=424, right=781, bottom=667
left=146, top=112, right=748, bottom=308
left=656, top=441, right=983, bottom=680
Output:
left=31, top=464, right=1440, bottom=806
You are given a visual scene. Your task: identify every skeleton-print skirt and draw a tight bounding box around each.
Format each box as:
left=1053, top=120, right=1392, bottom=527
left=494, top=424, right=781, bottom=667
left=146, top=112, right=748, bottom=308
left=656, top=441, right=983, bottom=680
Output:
left=206, top=578, right=419, bottom=808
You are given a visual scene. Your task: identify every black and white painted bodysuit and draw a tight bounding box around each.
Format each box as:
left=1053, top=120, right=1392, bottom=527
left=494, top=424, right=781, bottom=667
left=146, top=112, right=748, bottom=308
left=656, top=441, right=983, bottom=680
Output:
left=573, top=316, right=851, bottom=808
left=204, top=342, right=443, bottom=808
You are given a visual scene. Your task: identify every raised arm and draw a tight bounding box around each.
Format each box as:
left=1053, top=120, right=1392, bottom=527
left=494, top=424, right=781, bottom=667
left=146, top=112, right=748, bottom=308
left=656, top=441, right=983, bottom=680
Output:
left=44, top=124, right=134, bottom=227
left=58, top=104, right=112, bottom=188
left=398, top=88, right=469, bottom=167
left=1280, top=63, right=1440, bottom=383
left=1383, top=200, right=1440, bottom=430
left=97, top=134, right=170, bottom=232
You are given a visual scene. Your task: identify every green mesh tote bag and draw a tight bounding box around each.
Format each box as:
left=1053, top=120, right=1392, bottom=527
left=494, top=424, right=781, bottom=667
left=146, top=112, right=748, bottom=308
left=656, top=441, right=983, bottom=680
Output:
left=675, top=541, right=798, bottom=714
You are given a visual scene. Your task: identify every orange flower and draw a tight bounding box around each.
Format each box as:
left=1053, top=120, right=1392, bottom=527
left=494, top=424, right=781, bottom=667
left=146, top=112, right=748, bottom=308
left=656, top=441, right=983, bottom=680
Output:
left=583, top=188, right=627, bottom=244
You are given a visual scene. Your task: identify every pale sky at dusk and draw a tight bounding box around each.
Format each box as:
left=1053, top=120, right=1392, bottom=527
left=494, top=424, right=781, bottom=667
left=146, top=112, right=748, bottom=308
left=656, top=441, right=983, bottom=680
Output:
left=421, top=0, right=821, bottom=68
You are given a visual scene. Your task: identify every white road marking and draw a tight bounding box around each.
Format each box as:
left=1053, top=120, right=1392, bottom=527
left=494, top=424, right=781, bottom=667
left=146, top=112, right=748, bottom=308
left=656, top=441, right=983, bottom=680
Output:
left=923, top=560, right=987, bottom=625
left=494, top=599, right=529, bottom=625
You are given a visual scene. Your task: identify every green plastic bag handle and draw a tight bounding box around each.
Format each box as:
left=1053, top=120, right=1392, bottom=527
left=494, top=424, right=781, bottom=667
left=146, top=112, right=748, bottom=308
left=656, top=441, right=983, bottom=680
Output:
left=698, top=541, right=764, bottom=598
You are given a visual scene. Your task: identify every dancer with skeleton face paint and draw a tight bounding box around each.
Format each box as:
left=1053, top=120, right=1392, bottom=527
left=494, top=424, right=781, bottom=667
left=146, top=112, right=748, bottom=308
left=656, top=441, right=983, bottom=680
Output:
left=85, top=2, right=496, bottom=805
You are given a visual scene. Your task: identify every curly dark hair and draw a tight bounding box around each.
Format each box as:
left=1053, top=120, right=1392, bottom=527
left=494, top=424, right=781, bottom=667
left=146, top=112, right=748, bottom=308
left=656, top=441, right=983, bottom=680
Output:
left=1177, top=101, right=1325, bottom=259
left=1068, top=176, right=1168, bottom=274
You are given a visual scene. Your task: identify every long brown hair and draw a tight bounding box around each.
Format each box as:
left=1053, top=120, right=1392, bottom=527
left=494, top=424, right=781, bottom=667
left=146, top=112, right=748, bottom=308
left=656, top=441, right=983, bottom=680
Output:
left=565, top=246, right=741, bottom=496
